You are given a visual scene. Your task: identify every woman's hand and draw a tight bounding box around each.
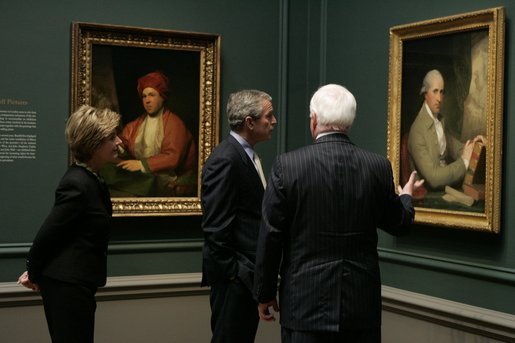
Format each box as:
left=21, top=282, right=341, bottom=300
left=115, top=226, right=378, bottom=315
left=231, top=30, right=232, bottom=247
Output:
left=17, top=271, right=39, bottom=291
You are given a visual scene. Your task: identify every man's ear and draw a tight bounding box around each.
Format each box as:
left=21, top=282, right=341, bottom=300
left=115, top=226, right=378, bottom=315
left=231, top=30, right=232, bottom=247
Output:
left=311, top=112, right=318, bottom=129
left=244, top=116, right=254, bottom=130
left=310, top=112, right=318, bottom=138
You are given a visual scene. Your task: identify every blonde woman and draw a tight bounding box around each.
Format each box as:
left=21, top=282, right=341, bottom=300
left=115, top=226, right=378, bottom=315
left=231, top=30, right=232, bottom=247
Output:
left=18, top=105, right=121, bottom=343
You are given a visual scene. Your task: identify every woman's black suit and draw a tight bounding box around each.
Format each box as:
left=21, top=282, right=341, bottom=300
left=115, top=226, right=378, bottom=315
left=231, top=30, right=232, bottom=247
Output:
left=27, top=164, right=112, bottom=343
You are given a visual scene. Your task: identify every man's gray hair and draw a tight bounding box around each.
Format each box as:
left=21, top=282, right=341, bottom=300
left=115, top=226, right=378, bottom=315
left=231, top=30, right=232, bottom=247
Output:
left=66, top=105, right=121, bottom=163
left=309, top=84, right=356, bottom=131
left=420, top=69, right=443, bottom=95
left=227, top=90, right=272, bottom=131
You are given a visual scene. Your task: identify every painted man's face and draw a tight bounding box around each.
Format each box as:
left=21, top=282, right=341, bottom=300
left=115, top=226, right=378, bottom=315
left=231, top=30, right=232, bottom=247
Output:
left=142, top=87, right=165, bottom=115
left=424, top=75, right=445, bottom=115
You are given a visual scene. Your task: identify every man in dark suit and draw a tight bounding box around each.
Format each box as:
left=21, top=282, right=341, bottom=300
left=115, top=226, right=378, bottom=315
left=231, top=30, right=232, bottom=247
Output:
left=253, top=84, right=424, bottom=343
left=201, top=89, right=277, bottom=343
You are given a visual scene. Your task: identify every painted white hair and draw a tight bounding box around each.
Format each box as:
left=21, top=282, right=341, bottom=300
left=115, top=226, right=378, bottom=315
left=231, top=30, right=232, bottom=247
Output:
left=420, top=69, right=443, bottom=95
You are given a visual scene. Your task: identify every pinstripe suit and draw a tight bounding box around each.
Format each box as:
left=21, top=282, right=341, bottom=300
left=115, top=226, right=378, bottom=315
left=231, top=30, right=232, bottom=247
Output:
left=254, top=133, right=414, bottom=340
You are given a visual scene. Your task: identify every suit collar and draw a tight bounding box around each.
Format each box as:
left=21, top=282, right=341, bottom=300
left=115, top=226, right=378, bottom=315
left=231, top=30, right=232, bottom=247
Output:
left=230, top=131, right=254, bottom=160
left=314, top=132, right=353, bottom=145
left=75, top=162, right=103, bottom=182
left=226, top=134, right=265, bottom=190
left=227, top=134, right=253, bottom=165
left=71, top=164, right=112, bottom=214
left=418, top=104, right=437, bottom=130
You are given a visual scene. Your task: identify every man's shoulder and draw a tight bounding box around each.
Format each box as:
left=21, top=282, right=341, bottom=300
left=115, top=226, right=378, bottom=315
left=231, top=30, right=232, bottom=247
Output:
left=162, top=109, right=185, bottom=124
left=205, top=136, right=244, bottom=164
left=411, top=105, right=433, bottom=130
left=277, top=142, right=385, bottom=161
left=276, top=144, right=312, bottom=161
left=123, top=115, right=144, bottom=131
left=211, top=136, right=240, bottom=154
left=348, top=144, right=389, bottom=164
left=274, top=144, right=390, bottom=176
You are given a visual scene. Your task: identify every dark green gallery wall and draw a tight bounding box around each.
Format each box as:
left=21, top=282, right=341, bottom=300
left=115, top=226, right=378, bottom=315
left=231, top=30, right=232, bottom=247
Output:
left=324, top=0, right=515, bottom=314
left=1, top=0, right=515, bottom=316
left=0, top=0, right=282, bottom=279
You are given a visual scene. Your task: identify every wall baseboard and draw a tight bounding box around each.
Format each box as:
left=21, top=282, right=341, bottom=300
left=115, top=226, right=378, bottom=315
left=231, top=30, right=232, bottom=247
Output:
left=2, top=274, right=514, bottom=341
left=0, top=273, right=207, bottom=307
left=382, top=285, right=515, bottom=341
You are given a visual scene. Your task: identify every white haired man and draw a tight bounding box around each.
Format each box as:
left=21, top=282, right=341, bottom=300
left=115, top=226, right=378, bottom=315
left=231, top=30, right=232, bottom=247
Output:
left=254, top=84, right=423, bottom=342
left=408, top=69, right=484, bottom=190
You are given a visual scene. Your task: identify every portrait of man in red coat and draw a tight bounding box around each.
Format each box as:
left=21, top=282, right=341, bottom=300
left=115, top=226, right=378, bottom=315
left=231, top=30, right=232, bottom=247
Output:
left=101, top=70, right=198, bottom=197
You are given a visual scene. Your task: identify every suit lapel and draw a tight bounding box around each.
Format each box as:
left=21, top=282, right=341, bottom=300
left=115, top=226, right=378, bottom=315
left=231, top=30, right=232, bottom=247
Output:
left=419, top=105, right=436, bottom=130
left=227, top=135, right=252, bottom=166
left=226, top=134, right=264, bottom=189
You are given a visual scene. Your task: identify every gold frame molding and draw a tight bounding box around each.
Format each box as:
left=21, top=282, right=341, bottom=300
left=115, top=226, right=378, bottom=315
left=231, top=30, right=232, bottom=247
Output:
left=71, top=22, right=220, bottom=216
left=387, top=7, right=504, bottom=233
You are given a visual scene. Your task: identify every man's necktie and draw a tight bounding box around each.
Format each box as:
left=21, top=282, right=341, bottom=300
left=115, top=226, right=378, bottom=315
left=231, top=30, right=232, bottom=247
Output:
left=253, top=152, right=267, bottom=188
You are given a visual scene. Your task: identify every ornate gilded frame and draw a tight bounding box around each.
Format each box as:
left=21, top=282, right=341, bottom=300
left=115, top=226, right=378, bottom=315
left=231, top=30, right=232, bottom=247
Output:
left=387, top=8, right=504, bottom=233
left=71, top=22, right=220, bottom=216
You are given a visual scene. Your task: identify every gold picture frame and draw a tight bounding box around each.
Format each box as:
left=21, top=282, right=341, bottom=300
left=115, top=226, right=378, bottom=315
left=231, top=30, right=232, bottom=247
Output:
left=387, top=7, right=504, bottom=233
left=71, top=22, right=220, bottom=216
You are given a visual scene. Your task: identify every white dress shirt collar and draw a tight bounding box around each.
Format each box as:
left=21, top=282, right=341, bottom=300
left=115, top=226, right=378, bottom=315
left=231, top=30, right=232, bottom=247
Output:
left=424, top=102, right=447, bottom=160
left=230, top=131, right=254, bottom=161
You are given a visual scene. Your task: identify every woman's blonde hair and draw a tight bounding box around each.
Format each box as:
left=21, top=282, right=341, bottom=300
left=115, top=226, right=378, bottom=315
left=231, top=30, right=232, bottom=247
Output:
left=65, top=105, right=121, bottom=163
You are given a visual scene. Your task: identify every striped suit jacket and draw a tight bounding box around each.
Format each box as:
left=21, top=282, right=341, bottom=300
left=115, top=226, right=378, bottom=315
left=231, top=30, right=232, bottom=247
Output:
left=254, top=133, right=414, bottom=332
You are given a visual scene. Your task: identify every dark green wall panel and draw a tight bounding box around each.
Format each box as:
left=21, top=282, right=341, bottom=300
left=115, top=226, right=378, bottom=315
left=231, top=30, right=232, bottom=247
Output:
left=323, top=0, right=515, bottom=314
left=2, top=0, right=515, bottom=316
left=0, top=0, right=281, bottom=281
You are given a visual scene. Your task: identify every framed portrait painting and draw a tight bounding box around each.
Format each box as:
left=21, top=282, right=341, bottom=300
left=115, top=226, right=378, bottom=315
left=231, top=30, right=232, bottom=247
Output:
left=71, top=22, right=220, bottom=216
left=387, top=7, right=504, bottom=233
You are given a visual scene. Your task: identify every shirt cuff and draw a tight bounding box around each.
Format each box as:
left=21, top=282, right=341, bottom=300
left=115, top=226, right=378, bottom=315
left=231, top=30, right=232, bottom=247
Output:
left=462, top=156, right=470, bottom=169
